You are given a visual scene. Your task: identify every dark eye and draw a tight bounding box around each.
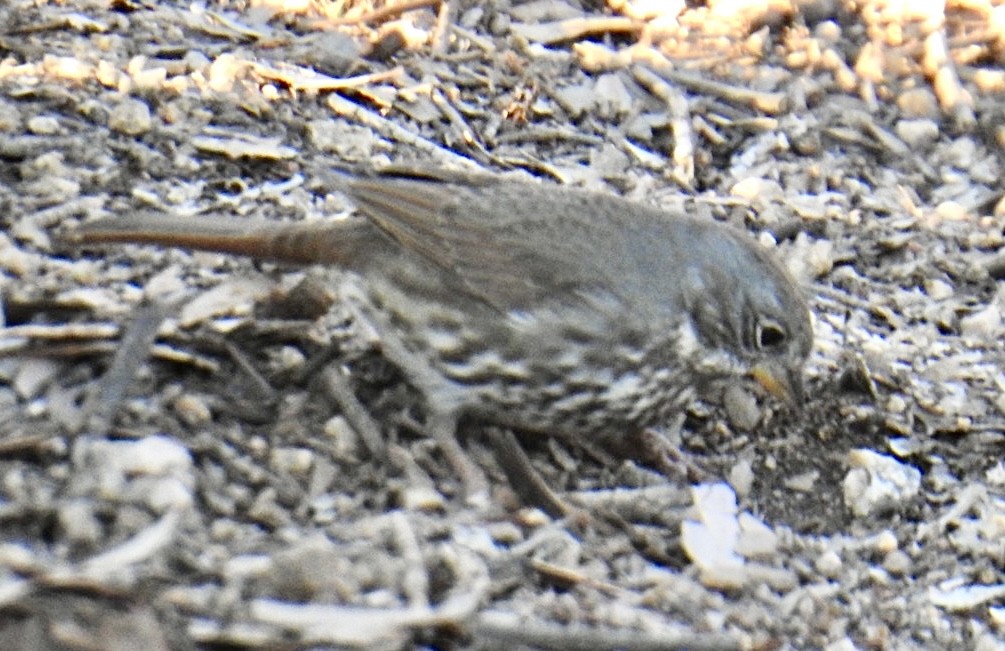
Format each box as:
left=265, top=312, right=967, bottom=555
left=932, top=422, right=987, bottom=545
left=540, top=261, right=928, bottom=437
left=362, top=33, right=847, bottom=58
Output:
left=756, top=320, right=787, bottom=350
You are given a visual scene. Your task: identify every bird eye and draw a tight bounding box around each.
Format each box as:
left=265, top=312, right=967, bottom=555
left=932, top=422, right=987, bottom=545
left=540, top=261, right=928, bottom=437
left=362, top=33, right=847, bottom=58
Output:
left=755, top=320, right=787, bottom=350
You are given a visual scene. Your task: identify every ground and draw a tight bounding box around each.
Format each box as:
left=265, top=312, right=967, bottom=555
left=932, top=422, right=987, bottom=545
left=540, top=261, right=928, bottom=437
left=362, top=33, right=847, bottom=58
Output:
left=1, top=0, right=1004, bottom=649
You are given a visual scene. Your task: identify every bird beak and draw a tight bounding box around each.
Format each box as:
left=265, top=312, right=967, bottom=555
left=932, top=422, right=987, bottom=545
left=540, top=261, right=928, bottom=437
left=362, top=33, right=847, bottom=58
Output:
left=751, top=360, right=804, bottom=405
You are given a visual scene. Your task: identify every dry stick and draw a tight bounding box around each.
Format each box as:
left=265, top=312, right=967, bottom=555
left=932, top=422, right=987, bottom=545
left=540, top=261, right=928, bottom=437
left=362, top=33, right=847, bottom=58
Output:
left=473, top=610, right=745, bottom=651
left=494, top=126, right=603, bottom=146
left=632, top=66, right=695, bottom=187
left=75, top=301, right=170, bottom=436
left=512, top=16, right=641, bottom=46
left=326, top=0, right=442, bottom=26
left=250, top=63, right=404, bottom=93
left=429, top=88, right=493, bottom=166
left=487, top=428, right=573, bottom=519
left=150, top=343, right=220, bottom=373
left=649, top=66, right=788, bottom=115
left=320, top=365, right=387, bottom=460
left=327, top=93, right=484, bottom=172
left=449, top=24, right=495, bottom=53
left=528, top=558, right=626, bottom=596
left=0, top=322, right=120, bottom=341
left=223, top=340, right=276, bottom=403
left=429, top=0, right=453, bottom=54
left=923, top=29, right=977, bottom=129
left=390, top=511, right=430, bottom=609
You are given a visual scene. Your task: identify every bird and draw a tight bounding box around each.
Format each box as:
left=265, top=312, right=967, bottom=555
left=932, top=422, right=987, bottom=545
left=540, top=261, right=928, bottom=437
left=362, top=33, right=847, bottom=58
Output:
left=66, top=166, right=813, bottom=479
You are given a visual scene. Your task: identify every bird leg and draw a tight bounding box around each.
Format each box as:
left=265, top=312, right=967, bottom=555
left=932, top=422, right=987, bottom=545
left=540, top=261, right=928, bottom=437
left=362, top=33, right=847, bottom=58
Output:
left=425, top=411, right=490, bottom=509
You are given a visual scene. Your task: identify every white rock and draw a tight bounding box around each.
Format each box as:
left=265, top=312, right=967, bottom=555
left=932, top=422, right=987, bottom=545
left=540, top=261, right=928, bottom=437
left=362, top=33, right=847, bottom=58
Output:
left=960, top=305, right=1001, bottom=340
left=894, top=118, right=939, bottom=149
left=681, top=483, right=742, bottom=574
left=843, top=449, right=921, bottom=518
left=924, top=278, right=954, bottom=300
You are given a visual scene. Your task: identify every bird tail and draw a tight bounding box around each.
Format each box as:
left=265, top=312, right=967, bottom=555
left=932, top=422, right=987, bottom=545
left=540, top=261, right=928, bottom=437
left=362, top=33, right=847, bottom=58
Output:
left=62, top=213, right=365, bottom=267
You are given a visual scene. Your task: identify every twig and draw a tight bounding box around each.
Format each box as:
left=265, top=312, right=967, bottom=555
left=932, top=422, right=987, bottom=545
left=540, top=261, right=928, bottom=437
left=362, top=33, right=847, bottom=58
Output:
left=327, top=93, right=484, bottom=171
left=430, top=87, right=492, bottom=165
left=487, top=428, right=572, bottom=519
left=632, top=66, right=694, bottom=186
left=0, top=322, right=120, bottom=341
left=223, top=340, right=276, bottom=404
left=320, top=364, right=387, bottom=460
left=250, top=62, right=404, bottom=92
left=325, top=0, right=442, bottom=26
left=430, top=0, right=453, bottom=54
left=923, top=30, right=976, bottom=129
left=449, top=24, right=495, bottom=53
left=75, top=302, right=170, bottom=435
left=511, top=16, right=642, bottom=46
left=651, top=66, right=787, bottom=115
left=473, top=610, right=745, bottom=651
left=494, top=126, right=603, bottom=146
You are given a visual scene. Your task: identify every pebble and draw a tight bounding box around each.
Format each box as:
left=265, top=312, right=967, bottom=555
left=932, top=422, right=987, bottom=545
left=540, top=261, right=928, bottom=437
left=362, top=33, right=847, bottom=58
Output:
left=883, top=549, right=912, bottom=576
left=108, top=97, right=153, bottom=136
left=960, top=305, right=1001, bottom=340
left=731, top=177, right=782, bottom=201
left=924, top=278, right=953, bottom=300
left=174, top=393, right=212, bottom=427
left=723, top=384, right=761, bottom=431
left=897, top=87, right=939, bottom=119
left=728, top=459, right=755, bottom=498
left=843, top=449, right=921, bottom=518
left=894, top=118, right=939, bottom=149
left=815, top=550, right=843, bottom=578
left=270, top=447, right=315, bottom=476
left=26, top=116, right=61, bottom=135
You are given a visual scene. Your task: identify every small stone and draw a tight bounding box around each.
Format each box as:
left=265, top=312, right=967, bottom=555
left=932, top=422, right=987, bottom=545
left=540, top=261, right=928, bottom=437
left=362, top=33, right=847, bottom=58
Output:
left=593, top=72, right=633, bottom=118
left=935, top=200, right=968, bottom=221
left=728, top=459, right=755, bottom=498
left=886, top=394, right=908, bottom=413
left=486, top=521, right=524, bottom=545
left=731, top=177, right=781, bottom=201
left=276, top=346, right=306, bottom=373
left=843, top=449, right=921, bottom=518
left=736, top=513, right=777, bottom=558
left=897, top=87, right=939, bottom=119
left=815, top=550, right=842, bottom=578
left=960, top=305, right=1001, bottom=340
left=173, top=394, right=212, bottom=427
left=883, top=549, right=912, bottom=576
left=994, top=195, right=1005, bottom=218
left=924, top=279, right=953, bottom=300
left=397, top=484, right=445, bottom=511
left=783, top=470, right=819, bottom=492
left=814, top=20, right=841, bottom=44
left=874, top=530, right=898, bottom=553
left=270, top=447, right=315, bottom=476
left=804, top=237, right=835, bottom=277
left=12, top=358, right=61, bottom=399
left=116, top=435, right=194, bottom=476
left=57, top=500, right=103, bottom=545
left=894, top=118, right=939, bottom=149
left=108, top=98, right=153, bottom=136
left=324, top=416, right=362, bottom=462
left=723, top=384, right=761, bottom=431
left=26, top=116, right=61, bottom=135
left=824, top=638, right=858, bottom=651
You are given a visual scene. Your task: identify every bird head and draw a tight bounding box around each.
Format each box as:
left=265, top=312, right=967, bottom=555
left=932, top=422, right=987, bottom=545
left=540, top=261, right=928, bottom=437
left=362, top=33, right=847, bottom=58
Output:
left=679, top=227, right=813, bottom=405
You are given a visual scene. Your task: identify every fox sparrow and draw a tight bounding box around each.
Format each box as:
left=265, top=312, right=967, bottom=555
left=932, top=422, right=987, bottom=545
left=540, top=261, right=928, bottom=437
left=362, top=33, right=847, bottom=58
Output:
left=68, top=167, right=812, bottom=453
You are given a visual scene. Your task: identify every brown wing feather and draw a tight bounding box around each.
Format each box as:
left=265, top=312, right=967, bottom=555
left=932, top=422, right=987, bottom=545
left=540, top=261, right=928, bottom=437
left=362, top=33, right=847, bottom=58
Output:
left=344, top=171, right=630, bottom=313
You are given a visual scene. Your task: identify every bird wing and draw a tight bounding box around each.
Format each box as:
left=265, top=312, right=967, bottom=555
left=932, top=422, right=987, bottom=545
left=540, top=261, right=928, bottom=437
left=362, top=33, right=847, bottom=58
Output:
left=345, top=169, right=631, bottom=314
